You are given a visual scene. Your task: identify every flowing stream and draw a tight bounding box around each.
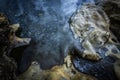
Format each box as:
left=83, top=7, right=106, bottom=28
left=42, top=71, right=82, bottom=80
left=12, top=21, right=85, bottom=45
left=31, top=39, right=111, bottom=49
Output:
left=0, top=0, right=95, bottom=73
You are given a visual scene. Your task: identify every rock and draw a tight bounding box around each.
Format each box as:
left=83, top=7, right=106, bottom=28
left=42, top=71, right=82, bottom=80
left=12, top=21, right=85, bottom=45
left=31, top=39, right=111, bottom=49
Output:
left=70, top=3, right=120, bottom=61
left=0, top=13, right=17, bottom=80
left=114, top=60, right=120, bottom=80
left=95, top=0, right=120, bottom=42
left=70, top=3, right=108, bottom=60
left=70, top=3, right=120, bottom=80
left=0, top=13, right=31, bottom=80
left=9, top=23, right=31, bottom=48
left=109, top=54, right=120, bottom=80
left=0, top=13, right=31, bottom=54
left=0, top=13, right=10, bottom=55
left=17, top=55, right=97, bottom=80
left=73, top=54, right=118, bottom=80
left=0, top=55, right=17, bottom=80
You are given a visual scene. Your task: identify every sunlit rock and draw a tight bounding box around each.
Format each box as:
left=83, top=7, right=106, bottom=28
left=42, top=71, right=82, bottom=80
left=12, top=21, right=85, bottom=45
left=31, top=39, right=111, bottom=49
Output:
left=70, top=3, right=120, bottom=61
left=17, top=55, right=97, bottom=80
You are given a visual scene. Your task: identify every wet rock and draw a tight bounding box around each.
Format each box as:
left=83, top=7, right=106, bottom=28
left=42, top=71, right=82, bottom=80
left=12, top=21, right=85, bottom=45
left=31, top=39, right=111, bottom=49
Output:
left=17, top=55, right=97, bottom=80
left=95, top=0, right=120, bottom=42
left=70, top=3, right=120, bottom=80
left=9, top=23, right=31, bottom=48
left=109, top=54, right=120, bottom=80
left=0, top=0, right=96, bottom=73
left=0, top=13, right=10, bottom=55
left=0, top=55, right=17, bottom=80
left=73, top=54, right=118, bottom=80
left=0, top=13, right=31, bottom=80
left=0, top=13, right=17, bottom=80
left=114, top=60, right=120, bottom=80
left=70, top=3, right=120, bottom=61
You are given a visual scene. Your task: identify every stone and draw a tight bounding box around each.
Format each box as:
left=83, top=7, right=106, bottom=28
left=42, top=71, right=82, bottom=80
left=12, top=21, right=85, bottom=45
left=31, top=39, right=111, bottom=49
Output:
left=0, top=13, right=31, bottom=80
left=69, top=3, right=120, bottom=61
left=17, top=55, right=97, bottom=80
left=109, top=54, right=120, bottom=80
left=95, top=0, right=120, bottom=42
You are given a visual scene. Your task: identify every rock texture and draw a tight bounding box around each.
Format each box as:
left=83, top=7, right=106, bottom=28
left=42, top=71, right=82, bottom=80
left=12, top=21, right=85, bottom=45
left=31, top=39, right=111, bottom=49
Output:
left=114, top=60, right=120, bottom=80
left=70, top=3, right=120, bottom=80
left=0, top=13, right=31, bottom=80
left=17, top=55, right=97, bottom=80
left=0, top=1, right=120, bottom=80
left=109, top=54, right=120, bottom=80
left=70, top=3, right=120, bottom=61
left=95, top=0, right=120, bottom=42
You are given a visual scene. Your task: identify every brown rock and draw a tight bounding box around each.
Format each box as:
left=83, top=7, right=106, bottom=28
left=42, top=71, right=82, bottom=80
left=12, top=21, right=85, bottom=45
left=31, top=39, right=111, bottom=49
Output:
left=17, top=55, right=97, bottom=80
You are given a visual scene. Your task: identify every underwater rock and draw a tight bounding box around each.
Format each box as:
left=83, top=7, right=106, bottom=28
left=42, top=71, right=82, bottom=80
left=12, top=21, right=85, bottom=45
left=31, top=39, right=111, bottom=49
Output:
left=17, top=55, right=97, bottom=80
left=73, top=54, right=118, bottom=80
left=0, top=13, right=31, bottom=80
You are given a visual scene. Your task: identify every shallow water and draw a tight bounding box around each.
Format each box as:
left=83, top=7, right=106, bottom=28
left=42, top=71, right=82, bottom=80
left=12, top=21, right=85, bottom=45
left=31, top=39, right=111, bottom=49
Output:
left=2, top=1, right=114, bottom=77
left=0, top=0, right=93, bottom=72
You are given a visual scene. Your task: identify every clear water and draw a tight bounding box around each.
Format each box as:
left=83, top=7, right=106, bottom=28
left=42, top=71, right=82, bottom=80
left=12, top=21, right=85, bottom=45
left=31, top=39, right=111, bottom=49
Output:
left=0, top=0, right=95, bottom=73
